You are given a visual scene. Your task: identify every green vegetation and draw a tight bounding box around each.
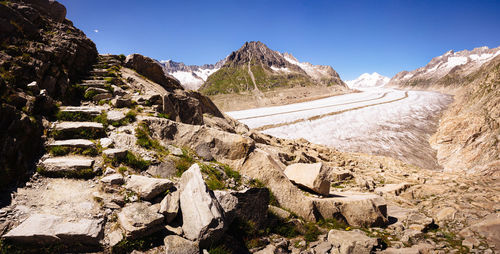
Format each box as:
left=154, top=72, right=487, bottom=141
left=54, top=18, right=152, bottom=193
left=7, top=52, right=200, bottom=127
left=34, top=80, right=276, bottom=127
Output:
left=157, top=113, right=170, bottom=119
left=83, top=89, right=100, bottom=100
left=123, top=151, right=150, bottom=171
left=317, top=218, right=349, bottom=230
left=174, top=149, right=195, bottom=177
left=207, top=245, right=231, bottom=254
left=303, top=222, right=321, bottom=243
left=47, top=145, right=98, bottom=156
left=223, top=164, right=241, bottom=184
left=36, top=166, right=96, bottom=179
left=112, top=233, right=165, bottom=254
left=135, top=122, right=165, bottom=154
left=248, top=178, right=265, bottom=188
left=200, top=164, right=225, bottom=190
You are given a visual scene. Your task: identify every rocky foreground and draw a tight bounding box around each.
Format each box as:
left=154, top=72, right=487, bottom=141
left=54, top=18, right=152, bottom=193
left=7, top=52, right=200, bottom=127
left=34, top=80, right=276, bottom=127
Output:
left=0, top=1, right=499, bottom=254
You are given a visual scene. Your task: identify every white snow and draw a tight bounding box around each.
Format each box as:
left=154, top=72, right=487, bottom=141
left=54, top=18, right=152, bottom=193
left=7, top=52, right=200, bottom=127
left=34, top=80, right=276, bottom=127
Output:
left=170, top=67, right=220, bottom=90
left=445, top=56, right=468, bottom=69
left=226, top=88, right=453, bottom=169
left=345, top=72, right=390, bottom=90
left=283, top=55, right=331, bottom=80
left=270, top=66, right=291, bottom=73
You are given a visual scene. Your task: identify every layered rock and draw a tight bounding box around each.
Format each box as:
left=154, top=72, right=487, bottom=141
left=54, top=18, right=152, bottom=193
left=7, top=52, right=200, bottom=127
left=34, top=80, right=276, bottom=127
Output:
left=124, top=54, right=182, bottom=91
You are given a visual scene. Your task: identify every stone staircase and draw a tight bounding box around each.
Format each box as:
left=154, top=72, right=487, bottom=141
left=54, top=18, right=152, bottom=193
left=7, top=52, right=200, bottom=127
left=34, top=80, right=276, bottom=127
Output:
left=37, top=55, right=122, bottom=178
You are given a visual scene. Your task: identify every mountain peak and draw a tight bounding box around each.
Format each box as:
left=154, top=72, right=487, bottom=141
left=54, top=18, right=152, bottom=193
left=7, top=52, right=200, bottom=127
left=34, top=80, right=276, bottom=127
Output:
left=346, top=72, right=390, bottom=89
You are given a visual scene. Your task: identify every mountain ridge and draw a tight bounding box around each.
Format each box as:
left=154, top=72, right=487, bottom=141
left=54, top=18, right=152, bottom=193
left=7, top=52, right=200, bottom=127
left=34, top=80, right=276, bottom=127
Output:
left=199, top=41, right=347, bottom=95
left=346, top=72, right=390, bottom=89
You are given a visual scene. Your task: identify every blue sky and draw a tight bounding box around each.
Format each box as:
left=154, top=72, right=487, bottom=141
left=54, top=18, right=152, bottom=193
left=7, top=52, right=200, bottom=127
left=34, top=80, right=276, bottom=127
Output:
left=60, top=0, right=500, bottom=80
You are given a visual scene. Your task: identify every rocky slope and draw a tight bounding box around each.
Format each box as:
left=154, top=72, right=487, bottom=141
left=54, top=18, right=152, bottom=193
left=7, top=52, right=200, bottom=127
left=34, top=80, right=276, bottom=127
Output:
left=390, top=45, right=500, bottom=174
left=161, top=59, right=226, bottom=90
left=346, top=72, right=390, bottom=89
left=388, top=46, right=500, bottom=89
left=0, top=0, right=97, bottom=190
left=199, top=41, right=348, bottom=95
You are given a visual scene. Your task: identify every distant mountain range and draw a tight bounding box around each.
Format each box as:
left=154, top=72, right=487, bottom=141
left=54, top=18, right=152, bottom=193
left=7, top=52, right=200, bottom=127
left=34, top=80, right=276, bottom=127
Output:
left=162, top=41, right=347, bottom=94
left=388, top=46, right=500, bottom=88
left=160, top=59, right=226, bottom=90
left=345, top=72, right=390, bottom=89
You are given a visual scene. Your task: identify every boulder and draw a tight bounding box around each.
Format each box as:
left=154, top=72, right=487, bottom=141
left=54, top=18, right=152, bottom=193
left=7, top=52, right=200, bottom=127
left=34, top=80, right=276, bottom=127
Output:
left=117, top=202, right=164, bottom=239
left=159, top=191, right=180, bottom=223
left=112, top=98, right=133, bottom=108
left=100, top=174, right=124, bottom=185
left=327, top=229, right=378, bottom=254
left=124, top=54, right=182, bottom=91
left=215, top=188, right=269, bottom=228
left=179, top=164, right=225, bottom=247
left=102, top=148, right=128, bottom=160
left=146, top=159, right=177, bottom=178
left=3, top=213, right=104, bottom=246
left=459, top=213, right=500, bottom=252
left=164, top=235, right=199, bottom=254
left=124, top=175, right=173, bottom=201
left=284, top=162, right=330, bottom=196
left=163, top=91, right=204, bottom=125
left=268, top=205, right=292, bottom=220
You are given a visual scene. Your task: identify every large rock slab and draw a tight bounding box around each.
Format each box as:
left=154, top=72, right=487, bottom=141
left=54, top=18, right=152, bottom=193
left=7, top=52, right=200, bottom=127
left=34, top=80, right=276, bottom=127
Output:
left=3, top=214, right=104, bottom=246
left=47, top=139, right=96, bottom=149
left=39, top=156, right=95, bottom=177
left=124, top=175, right=173, bottom=201
left=315, top=192, right=388, bottom=227
left=145, top=117, right=255, bottom=166
left=459, top=213, right=500, bottom=252
left=59, top=106, right=104, bottom=116
left=117, top=202, right=164, bottom=239
left=284, top=162, right=330, bottom=195
left=164, top=235, right=199, bottom=254
left=327, top=229, right=378, bottom=254
left=180, top=164, right=225, bottom=247
left=125, top=54, right=182, bottom=91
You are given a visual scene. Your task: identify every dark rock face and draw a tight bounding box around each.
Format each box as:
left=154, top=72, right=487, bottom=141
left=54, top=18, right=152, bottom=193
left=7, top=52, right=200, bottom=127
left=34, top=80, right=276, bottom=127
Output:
left=0, top=0, right=98, bottom=190
left=162, top=90, right=224, bottom=125
left=124, top=54, right=183, bottom=91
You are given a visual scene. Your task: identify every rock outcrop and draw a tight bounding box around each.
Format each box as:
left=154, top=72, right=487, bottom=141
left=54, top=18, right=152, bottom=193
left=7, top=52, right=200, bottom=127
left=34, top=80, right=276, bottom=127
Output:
left=0, top=0, right=98, bottom=189
left=124, top=54, right=182, bottom=91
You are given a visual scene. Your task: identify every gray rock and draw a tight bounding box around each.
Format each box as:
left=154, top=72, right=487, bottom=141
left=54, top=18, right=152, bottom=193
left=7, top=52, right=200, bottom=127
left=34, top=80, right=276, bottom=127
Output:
left=374, top=183, right=411, bottom=196
left=124, top=175, right=173, bottom=200
left=47, top=139, right=95, bottom=149
left=117, top=202, right=164, bottom=239
left=107, top=110, right=126, bottom=122
left=146, top=159, right=176, bottom=178
left=159, top=191, right=180, bottom=223
left=215, top=188, right=269, bottom=228
left=100, top=138, right=114, bottom=148
left=112, top=98, right=133, bottom=108
left=180, top=164, right=225, bottom=247
left=125, top=54, right=182, bottom=91
left=39, top=156, right=94, bottom=176
left=164, top=235, right=199, bottom=254
left=3, top=213, right=103, bottom=246
left=92, top=93, right=112, bottom=101
left=327, top=229, right=378, bottom=254
left=314, top=241, right=333, bottom=254
left=268, top=205, right=291, bottom=220
left=103, top=148, right=128, bottom=160
left=284, top=162, right=330, bottom=196
left=100, top=174, right=124, bottom=185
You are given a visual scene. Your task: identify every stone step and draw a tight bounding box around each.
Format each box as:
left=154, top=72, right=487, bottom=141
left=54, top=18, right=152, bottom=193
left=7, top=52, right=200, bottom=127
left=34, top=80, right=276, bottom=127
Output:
left=51, top=121, right=105, bottom=140
left=90, top=69, right=109, bottom=76
left=86, top=87, right=109, bottom=94
left=47, top=139, right=96, bottom=149
left=3, top=213, right=104, bottom=249
left=38, top=156, right=96, bottom=178
left=60, top=106, right=104, bottom=116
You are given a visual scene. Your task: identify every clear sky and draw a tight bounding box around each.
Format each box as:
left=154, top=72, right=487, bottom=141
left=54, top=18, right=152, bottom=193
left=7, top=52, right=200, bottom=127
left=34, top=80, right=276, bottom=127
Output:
left=59, top=0, right=500, bottom=80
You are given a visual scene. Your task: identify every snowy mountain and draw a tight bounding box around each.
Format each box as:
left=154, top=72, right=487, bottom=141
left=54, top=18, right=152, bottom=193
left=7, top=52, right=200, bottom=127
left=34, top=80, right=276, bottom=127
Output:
left=160, top=59, right=226, bottom=90
left=388, top=46, right=500, bottom=88
left=345, top=72, right=390, bottom=89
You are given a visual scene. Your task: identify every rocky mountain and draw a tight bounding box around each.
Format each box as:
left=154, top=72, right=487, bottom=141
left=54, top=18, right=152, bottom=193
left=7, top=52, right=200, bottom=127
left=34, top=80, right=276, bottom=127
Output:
left=160, top=59, right=226, bottom=90
left=199, top=41, right=347, bottom=95
left=0, top=0, right=97, bottom=189
left=345, top=72, right=390, bottom=89
left=388, top=46, right=500, bottom=88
